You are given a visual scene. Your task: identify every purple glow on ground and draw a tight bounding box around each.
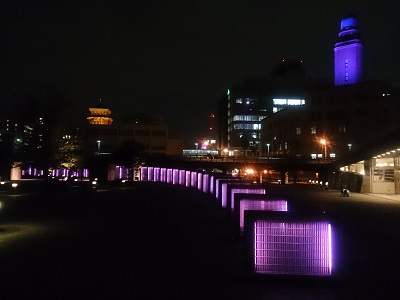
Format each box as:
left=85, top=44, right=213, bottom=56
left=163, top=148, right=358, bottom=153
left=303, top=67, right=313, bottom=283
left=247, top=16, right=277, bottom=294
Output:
left=253, top=221, right=333, bottom=276
left=239, top=200, right=287, bottom=232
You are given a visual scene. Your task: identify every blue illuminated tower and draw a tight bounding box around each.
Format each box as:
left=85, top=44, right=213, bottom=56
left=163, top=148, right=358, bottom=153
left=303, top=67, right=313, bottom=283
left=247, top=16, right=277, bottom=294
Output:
left=334, top=15, right=364, bottom=86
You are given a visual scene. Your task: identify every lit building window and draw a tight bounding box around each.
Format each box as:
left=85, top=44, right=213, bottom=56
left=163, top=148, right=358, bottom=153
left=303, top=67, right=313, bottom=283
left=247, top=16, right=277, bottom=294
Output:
left=345, top=72, right=349, bottom=81
left=345, top=59, right=348, bottom=68
left=296, top=127, right=301, bottom=135
left=311, top=126, right=316, bottom=134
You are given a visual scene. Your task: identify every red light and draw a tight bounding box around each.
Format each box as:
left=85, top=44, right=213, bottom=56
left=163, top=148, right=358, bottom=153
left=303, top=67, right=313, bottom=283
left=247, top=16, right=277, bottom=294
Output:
left=210, top=114, right=215, bottom=118
left=209, top=127, right=213, bottom=130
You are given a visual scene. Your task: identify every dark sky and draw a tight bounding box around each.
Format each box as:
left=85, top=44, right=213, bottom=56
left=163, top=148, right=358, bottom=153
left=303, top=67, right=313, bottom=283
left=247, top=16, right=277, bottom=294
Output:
left=1, top=0, right=400, bottom=144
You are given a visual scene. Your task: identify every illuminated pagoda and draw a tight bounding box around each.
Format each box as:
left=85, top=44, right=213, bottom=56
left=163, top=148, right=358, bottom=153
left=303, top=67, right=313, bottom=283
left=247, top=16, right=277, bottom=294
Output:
left=87, top=99, right=113, bottom=125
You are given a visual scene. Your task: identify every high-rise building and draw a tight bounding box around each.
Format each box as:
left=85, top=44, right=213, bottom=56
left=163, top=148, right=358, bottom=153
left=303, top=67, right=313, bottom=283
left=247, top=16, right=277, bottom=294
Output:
left=334, top=14, right=364, bottom=86
left=220, top=60, right=330, bottom=155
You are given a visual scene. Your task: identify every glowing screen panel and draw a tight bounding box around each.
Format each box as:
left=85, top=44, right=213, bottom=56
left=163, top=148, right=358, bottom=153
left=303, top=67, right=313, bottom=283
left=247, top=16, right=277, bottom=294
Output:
left=197, top=173, right=203, bottom=191
left=160, top=168, right=167, bottom=182
left=239, top=199, right=287, bottom=233
left=148, top=167, right=154, bottom=181
left=179, top=170, right=186, bottom=186
left=202, top=173, right=210, bottom=193
left=230, top=188, right=265, bottom=210
left=166, top=168, right=173, bottom=184
left=140, top=167, right=148, bottom=181
left=185, top=171, right=191, bottom=187
left=153, top=167, right=160, bottom=182
left=245, top=212, right=335, bottom=277
left=191, top=172, right=197, bottom=188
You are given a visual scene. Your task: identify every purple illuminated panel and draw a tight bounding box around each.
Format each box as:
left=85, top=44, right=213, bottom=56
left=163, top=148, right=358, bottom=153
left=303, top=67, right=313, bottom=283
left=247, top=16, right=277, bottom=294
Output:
left=160, top=168, right=167, bottom=182
left=239, top=199, right=287, bottom=233
left=179, top=170, right=186, bottom=186
left=153, top=167, right=160, bottom=182
left=185, top=171, right=191, bottom=187
left=197, top=173, right=203, bottom=191
left=148, top=167, right=154, bottom=181
left=202, top=173, right=210, bottom=193
left=230, top=188, right=266, bottom=210
left=210, top=175, right=215, bottom=195
left=140, top=167, right=148, bottom=181
left=245, top=211, right=336, bottom=277
left=166, top=168, right=173, bottom=184
left=191, top=172, right=197, bottom=188
left=215, top=178, right=240, bottom=203
left=172, top=169, right=179, bottom=185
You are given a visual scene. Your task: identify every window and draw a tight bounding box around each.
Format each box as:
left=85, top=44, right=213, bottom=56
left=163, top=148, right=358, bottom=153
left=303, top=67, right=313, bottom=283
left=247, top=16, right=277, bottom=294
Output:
left=296, top=127, right=301, bottom=135
left=311, top=126, right=316, bottom=134
left=345, top=59, right=348, bottom=68
left=345, top=72, right=349, bottom=81
left=373, top=168, right=394, bottom=182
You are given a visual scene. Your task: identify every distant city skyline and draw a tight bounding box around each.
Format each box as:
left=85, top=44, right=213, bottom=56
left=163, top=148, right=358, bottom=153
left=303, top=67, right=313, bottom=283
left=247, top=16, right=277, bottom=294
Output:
left=1, top=1, right=400, bottom=143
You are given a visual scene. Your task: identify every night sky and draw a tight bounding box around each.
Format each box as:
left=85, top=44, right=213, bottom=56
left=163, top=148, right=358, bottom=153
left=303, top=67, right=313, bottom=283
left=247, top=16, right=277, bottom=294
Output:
left=1, top=1, right=400, bottom=145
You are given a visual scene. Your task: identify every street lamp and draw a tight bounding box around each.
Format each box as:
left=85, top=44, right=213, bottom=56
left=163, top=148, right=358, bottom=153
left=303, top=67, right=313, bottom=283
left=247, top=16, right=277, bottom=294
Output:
left=266, top=143, right=270, bottom=158
left=320, top=139, right=327, bottom=161
left=195, top=142, right=198, bottom=156
left=348, top=144, right=352, bottom=151
left=97, top=140, right=101, bottom=154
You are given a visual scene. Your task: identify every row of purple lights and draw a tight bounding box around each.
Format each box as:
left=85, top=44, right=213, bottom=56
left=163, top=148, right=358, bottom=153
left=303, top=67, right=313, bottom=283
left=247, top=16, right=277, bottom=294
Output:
left=140, top=166, right=335, bottom=277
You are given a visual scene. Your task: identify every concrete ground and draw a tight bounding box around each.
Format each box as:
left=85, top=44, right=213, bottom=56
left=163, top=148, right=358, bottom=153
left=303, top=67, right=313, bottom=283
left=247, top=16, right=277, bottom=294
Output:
left=0, top=182, right=399, bottom=299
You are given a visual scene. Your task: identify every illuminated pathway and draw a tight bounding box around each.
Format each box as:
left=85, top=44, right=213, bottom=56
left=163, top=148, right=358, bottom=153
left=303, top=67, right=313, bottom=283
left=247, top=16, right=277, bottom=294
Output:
left=0, top=182, right=399, bottom=299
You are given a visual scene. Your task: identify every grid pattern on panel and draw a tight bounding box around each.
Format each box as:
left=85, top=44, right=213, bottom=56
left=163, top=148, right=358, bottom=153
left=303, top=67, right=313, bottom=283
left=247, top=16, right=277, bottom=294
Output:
left=240, top=200, right=287, bottom=232
left=231, top=189, right=265, bottom=210
left=253, top=221, right=332, bottom=276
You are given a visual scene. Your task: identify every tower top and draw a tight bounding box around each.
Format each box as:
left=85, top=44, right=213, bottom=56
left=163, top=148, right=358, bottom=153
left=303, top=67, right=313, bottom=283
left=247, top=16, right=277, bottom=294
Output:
left=340, top=14, right=358, bottom=30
